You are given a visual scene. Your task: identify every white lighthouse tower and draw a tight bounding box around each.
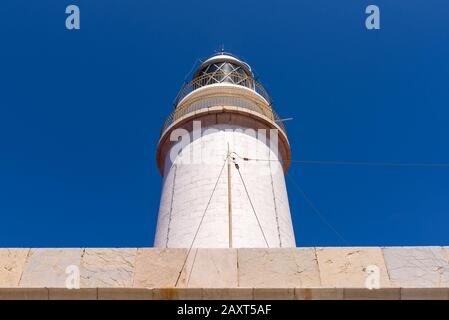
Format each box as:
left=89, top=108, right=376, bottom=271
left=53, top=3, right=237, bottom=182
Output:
left=154, top=52, right=295, bottom=248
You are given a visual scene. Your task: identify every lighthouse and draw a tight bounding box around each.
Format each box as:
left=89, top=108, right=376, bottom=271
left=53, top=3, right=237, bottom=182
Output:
left=154, top=52, right=295, bottom=248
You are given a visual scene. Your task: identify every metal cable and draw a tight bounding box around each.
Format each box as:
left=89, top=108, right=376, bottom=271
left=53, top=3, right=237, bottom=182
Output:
left=174, top=156, right=228, bottom=287
left=231, top=153, right=449, bottom=168
left=230, top=151, right=348, bottom=245
left=233, top=160, right=270, bottom=248
left=285, top=173, right=349, bottom=245
left=165, top=164, right=177, bottom=247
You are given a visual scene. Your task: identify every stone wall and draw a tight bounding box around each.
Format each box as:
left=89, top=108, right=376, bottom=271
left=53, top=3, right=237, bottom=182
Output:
left=1, top=247, right=449, bottom=299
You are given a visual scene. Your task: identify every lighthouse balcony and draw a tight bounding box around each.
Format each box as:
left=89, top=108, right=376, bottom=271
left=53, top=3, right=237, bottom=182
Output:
left=175, top=70, right=272, bottom=106
left=161, top=77, right=286, bottom=136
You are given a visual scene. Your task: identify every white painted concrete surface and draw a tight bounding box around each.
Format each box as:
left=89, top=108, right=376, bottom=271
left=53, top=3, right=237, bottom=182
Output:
left=154, top=123, right=295, bottom=248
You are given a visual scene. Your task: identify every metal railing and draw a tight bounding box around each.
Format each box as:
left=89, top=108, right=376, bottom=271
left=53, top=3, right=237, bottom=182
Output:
left=159, top=72, right=286, bottom=137
left=272, top=109, right=287, bottom=134
left=173, top=71, right=272, bottom=107
left=160, top=95, right=287, bottom=136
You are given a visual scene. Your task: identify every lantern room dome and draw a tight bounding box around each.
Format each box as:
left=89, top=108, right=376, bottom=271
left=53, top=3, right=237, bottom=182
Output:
left=172, top=51, right=273, bottom=109
left=190, top=52, right=255, bottom=90
left=194, top=52, right=253, bottom=78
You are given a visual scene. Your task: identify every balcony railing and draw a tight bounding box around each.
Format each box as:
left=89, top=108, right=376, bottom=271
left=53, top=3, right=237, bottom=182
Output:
left=173, top=71, right=272, bottom=107
left=160, top=95, right=287, bottom=137
left=160, top=72, right=286, bottom=137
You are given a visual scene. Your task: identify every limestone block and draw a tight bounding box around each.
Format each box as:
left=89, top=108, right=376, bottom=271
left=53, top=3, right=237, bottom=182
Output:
left=202, top=288, right=253, bottom=300
left=0, top=288, right=48, bottom=300
left=0, top=248, right=29, bottom=287
left=316, top=247, right=390, bottom=288
left=343, top=288, right=400, bottom=300
left=253, top=288, right=294, bottom=300
left=80, top=248, right=137, bottom=288
left=134, top=249, right=237, bottom=289
left=295, top=288, right=344, bottom=300
left=153, top=288, right=202, bottom=300
left=186, top=249, right=237, bottom=288
left=383, top=246, right=449, bottom=288
left=443, top=247, right=449, bottom=262
left=49, top=288, right=97, bottom=300
left=401, top=288, right=449, bottom=300
left=20, top=248, right=82, bottom=288
left=133, top=248, right=193, bottom=288
left=0, top=246, right=447, bottom=300
left=238, top=248, right=320, bottom=288
left=98, top=288, right=153, bottom=300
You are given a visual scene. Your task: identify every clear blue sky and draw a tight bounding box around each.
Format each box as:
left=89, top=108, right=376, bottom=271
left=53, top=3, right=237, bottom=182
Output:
left=1, top=1, right=448, bottom=247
